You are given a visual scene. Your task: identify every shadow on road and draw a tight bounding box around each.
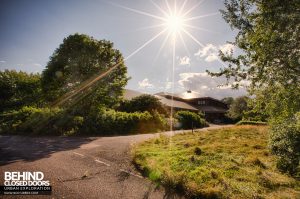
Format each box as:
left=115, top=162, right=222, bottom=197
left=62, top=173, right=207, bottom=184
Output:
left=0, top=135, right=95, bottom=166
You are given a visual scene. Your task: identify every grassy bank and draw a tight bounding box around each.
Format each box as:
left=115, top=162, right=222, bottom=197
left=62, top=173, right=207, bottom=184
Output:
left=132, top=126, right=300, bottom=198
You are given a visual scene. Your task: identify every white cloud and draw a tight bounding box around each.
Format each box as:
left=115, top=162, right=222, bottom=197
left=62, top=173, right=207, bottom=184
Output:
left=219, top=43, right=234, bottom=55
left=179, top=56, right=190, bottom=65
left=138, top=78, right=154, bottom=89
left=178, top=72, right=247, bottom=99
left=0, top=61, right=6, bottom=63
left=194, top=43, right=235, bottom=63
left=205, top=54, right=218, bottom=62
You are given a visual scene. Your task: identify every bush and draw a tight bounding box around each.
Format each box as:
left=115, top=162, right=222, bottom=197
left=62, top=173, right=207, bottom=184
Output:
left=82, top=108, right=168, bottom=135
left=269, top=112, right=300, bottom=174
left=0, top=106, right=85, bottom=135
left=175, top=111, right=208, bottom=130
left=0, top=106, right=169, bottom=136
left=0, top=70, right=42, bottom=113
left=236, top=120, right=267, bottom=126
left=118, top=94, right=168, bottom=115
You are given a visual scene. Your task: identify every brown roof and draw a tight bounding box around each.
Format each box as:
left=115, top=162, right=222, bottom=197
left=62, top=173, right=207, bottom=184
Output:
left=155, top=95, right=198, bottom=111
left=123, top=89, right=143, bottom=100
left=124, top=90, right=227, bottom=113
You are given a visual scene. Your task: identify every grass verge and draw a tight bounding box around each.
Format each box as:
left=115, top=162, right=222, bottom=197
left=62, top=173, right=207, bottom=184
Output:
left=132, top=125, right=300, bottom=198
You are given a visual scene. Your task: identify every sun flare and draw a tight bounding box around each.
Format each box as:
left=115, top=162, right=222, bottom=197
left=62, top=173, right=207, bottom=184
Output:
left=165, top=14, right=184, bottom=34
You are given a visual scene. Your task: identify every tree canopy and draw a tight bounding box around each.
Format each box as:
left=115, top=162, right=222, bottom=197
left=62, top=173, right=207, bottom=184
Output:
left=226, top=96, right=248, bottom=121
left=41, top=33, right=129, bottom=111
left=208, top=0, right=300, bottom=89
left=118, top=94, right=168, bottom=115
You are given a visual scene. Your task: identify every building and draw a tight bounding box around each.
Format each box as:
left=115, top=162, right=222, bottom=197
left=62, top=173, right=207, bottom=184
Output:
left=124, top=89, right=228, bottom=123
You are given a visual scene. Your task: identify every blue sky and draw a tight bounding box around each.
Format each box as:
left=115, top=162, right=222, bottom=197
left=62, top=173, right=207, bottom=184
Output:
left=0, top=0, right=246, bottom=99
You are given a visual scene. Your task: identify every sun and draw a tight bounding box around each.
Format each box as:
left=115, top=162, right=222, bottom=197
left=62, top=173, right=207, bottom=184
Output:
left=165, top=14, right=184, bottom=34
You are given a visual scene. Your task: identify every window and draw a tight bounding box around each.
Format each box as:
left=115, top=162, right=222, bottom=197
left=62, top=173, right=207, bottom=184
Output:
left=198, top=100, right=205, bottom=105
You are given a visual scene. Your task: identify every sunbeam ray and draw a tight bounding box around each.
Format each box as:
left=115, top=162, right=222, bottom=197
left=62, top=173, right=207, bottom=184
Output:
left=182, top=0, right=205, bottom=17
left=183, top=24, right=219, bottom=34
left=150, top=0, right=168, bottom=17
left=125, top=28, right=167, bottom=61
left=165, top=0, right=172, bottom=15
left=178, top=0, right=188, bottom=15
left=182, top=28, right=227, bottom=67
left=174, top=0, right=177, bottom=15
left=179, top=31, right=191, bottom=57
left=153, top=31, right=172, bottom=63
left=170, top=35, right=176, bottom=133
left=182, top=28, right=205, bottom=47
left=110, top=2, right=165, bottom=21
left=132, top=23, right=166, bottom=32
left=184, top=12, right=219, bottom=22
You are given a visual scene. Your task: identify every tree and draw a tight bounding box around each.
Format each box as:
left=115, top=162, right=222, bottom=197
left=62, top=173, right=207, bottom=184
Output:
left=118, top=94, right=168, bottom=115
left=208, top=0, right=300, bottom=89
left=227, top=96, right=248, bottom=121
left=211, top=0, right=300, bottom=174
left=0, top=70, right=41, bottom=112
left=41, top=33, right=129, bottom=112
left=221, top=97, right=234, bottom=106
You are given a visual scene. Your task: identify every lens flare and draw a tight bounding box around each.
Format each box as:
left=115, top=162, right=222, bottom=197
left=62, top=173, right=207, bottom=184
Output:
left=165, top=14, right=184, bottom=34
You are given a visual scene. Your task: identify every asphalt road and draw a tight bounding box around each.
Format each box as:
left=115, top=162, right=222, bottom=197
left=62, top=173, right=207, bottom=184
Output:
left=0, top=125, right=230, bottom=199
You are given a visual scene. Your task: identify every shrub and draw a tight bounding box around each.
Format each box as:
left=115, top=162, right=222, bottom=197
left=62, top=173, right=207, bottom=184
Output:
left=0, top=106, right=85, bottom=135
left=0, top=70, right=42, bottom=113
left=236, top=120, right=267, bottom=126
left=0, top=106, right=169, bottom=136
left=82, top=108, right=168, bottom=135
left=118, top=94, right=168, bottom=115
left=175, top=111, right=208, bottom=130
left=269, top=112, right=300, bottom=174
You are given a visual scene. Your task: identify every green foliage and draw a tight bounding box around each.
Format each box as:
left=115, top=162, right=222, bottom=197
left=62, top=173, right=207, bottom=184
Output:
left=133, top=126, right=300, bottom=198
left=0, top=106, right=63, bottom=135
left=118, top=94, right=168, bottom=115
left=208, top=0, right=300, bottom=89
left=221, top=97, right=234, bottom=106
left=269, top=112, right=300, bottom=174
left=175, top=111, right=208, bottom=130
left=236, top=120, right=267, bottom=126
left=0, top=105, right=168, bottom=136
left=0, top=70, right=42, bottom=112
left=211, top=0, right=300, bottom=174
left=257, top=84, right=300, bottom=120
left=83, top=108, right=168, bottom=135
left=226, top=96, right=248, bottom=121
left=41, top=33, right=129, bottom=111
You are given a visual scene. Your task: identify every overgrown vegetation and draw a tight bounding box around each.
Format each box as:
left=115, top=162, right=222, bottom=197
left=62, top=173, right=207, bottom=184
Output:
left=0, top=34, right=174, bottom=136
left=236, top=120, right=267, bottom=126
left=270, top=112, right=300, bottom=175
left=175, top=111, right=208, bottom=130
left=0, top=70, right=42, bottom=112
left=133, top=126, right=300, bottom=198
left=208, top=0, right=300, bottom=174
left=118, top=94, right=168, bottom=115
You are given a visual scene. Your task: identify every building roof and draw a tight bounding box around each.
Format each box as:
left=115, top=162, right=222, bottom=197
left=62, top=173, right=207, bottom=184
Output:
left=155, top=95, right=198, bottom=111
left=124, top=89, right=227, bottom=112
left=123, top=89, right=143, bottom=100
